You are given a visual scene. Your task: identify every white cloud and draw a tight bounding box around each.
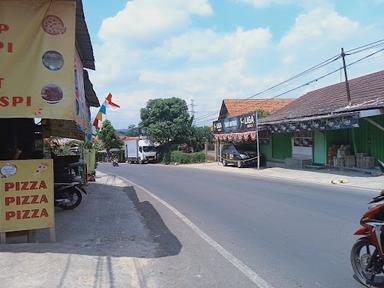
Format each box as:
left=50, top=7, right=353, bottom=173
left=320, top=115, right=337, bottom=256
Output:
left=156, top=27, right=272, bottom=61
left=98, top=0, right=212, bottom=43
left=279, top=7, right=359, bottom=49
left=235, top=0, right=328, bottom=8
left=90, top=1, right=383, bottom=128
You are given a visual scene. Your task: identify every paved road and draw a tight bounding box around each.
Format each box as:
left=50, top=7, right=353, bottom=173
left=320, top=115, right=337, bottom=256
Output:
left=99, top=163, right=377, bottom=288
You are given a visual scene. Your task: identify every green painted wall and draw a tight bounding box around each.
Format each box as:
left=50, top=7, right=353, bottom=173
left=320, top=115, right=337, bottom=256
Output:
left=326, top=129, right=351, bottom=147
left=325, top=115, right=384, bottom=162
left=313, top=131, right=327, bottom=164
left=260, top=142, right=273, bottom=161
left=354, top=116, right=384, bottom=161
left=272, top=133, right=292, bottom=160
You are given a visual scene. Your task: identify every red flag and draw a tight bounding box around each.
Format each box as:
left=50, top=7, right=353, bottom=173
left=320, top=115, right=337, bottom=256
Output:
left=93, top=118, right=99, bottom=129
left=105, top=93, right=120, bottom=109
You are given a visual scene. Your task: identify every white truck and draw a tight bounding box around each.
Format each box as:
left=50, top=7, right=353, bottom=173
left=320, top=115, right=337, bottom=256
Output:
left=124, top=137, right=157, bottom=164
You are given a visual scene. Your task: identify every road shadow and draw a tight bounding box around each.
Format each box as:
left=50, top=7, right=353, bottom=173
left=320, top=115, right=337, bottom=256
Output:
left=0, top=182, right=182, bottom=259
left=124, top=186, right=182, bottom=257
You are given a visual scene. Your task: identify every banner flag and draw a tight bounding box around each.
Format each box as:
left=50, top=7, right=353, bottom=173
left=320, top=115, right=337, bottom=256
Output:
left=92, top=93, right=119, bottom=129
left=93, top=118, right=99, bottom=129
left=100, top=103, right=107, bottom=114
left=105, top=93, right=120, bottom=109
left=96, top=111, right=103, bottom=121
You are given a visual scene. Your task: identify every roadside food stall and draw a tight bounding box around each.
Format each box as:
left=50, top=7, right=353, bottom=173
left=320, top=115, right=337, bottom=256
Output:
left=0, top=0, right=99, bottom=243
left=213, top=112, right=261, bottom=169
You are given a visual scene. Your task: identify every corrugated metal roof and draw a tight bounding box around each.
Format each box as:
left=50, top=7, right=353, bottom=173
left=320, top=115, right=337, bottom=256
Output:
left=261, top=70, right=384, bottom=124
left=76, top=0, right=95, bottom=70
left=218, top=99, right=294, bottom=119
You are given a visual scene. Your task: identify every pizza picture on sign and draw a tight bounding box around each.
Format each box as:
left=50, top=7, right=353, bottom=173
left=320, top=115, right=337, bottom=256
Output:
left=42, top=15, right=66, bottom=35
left=33, top=163, right=48, bottom=176
left=41, top=84, right=63, bottom=104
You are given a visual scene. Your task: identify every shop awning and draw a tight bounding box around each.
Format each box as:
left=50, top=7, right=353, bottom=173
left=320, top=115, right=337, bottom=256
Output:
left=214, top=131, right=257, bottom=141
left=265, top=112, right=360, bottom=133
left=83, top=70, right=100, bottom=107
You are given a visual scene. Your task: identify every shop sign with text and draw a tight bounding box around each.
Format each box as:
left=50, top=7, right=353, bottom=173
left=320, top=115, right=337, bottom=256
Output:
left=0, top=0, right=76, bottom=120
left=0, top=160, right=54, bottom=232
left=213, top=112, right=257, bottom=134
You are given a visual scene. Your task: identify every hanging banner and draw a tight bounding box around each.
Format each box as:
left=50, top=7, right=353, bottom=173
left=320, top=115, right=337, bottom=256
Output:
left=0, top=159, right=54, bottom=233
left=213, top=112, right=257, bottom=134
left=0, top=0, right=76, bottom=120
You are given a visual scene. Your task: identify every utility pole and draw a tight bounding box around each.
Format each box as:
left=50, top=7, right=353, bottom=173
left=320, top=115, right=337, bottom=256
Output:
left=189, top=99, right=196, bottom=125
left=341, top=48, right=352, bottom=106
left=255, top=111, right=260, bottom=170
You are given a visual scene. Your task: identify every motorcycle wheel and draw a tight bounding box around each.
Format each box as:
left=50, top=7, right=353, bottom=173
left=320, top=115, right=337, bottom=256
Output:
left=350, top=237, right=383, bottom=287
left=60, top=188, right=82, bottom=210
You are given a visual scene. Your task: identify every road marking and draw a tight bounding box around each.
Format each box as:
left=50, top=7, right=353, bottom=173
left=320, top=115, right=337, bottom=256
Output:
left=117, top=175, right=275, bottom=288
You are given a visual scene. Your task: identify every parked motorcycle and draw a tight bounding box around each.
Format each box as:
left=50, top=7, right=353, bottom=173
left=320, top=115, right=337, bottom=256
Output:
left=351, top=191, right=384, bottom=287
left=54, top=182, right=86, bottom=210
left=112, top=159, right=119, bottom=167
left=53, top=157, right=87, bottom=210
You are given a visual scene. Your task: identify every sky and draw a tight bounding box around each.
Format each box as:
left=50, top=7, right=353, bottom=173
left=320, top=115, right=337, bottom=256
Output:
left=82, top=0, right=384, bottom=129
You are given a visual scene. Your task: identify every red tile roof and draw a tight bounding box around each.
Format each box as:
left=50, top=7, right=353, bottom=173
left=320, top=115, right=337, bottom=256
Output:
left=262, top=70, right=384, bottom=123
left=218, top=99, right=294, bottom=119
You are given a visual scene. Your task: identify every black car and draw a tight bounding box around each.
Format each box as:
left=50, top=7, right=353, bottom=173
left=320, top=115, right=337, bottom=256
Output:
left=221, top=143, right=263, bottom=168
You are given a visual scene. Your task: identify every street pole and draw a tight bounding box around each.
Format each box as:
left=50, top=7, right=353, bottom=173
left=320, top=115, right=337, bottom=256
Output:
left=341, top=48, right=352, bottom=106
left=256, top=111, right=260, bottom=170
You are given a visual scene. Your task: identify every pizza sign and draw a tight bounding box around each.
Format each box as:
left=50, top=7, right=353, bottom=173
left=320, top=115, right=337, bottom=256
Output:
left=0, top=0, right=76, bottom=120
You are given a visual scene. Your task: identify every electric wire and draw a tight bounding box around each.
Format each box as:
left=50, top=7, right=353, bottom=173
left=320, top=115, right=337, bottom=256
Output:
left=195, top=39, right=384, bottom=125
left=245, top=54, right=341, bottom=100
left=242, top=45, right=384, bottom=109
left=345, top=38, right=384, bottom=54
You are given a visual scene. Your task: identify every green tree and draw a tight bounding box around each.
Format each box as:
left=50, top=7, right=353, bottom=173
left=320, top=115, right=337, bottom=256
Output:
left=97, top=120, right=123, bottom=153
left=125, top=124, right=140, bottom=137
left=140, top=97, right=193, bottom=150
left=190, top=126, right=213, bottom=151
left=256, top=109, right=270, bottom=118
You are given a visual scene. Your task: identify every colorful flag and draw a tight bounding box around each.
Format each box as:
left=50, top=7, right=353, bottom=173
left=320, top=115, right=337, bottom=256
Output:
left=93, top=118, right=99, bottom=129
left=105, top=93, right=120, bottom=109
left=92, top=93, right=120, bottom=130
left=100, top=103, right=107, bottom=114
left=96, top=111, right=103, bottom=121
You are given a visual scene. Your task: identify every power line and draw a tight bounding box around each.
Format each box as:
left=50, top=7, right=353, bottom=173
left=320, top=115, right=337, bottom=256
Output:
left=248, top=45, right=384, bottom=106
left=346, top=38, right=384, bottom=54
left=197, top=39, right=384, bottom=125
left=243, top=38, right=384, bottom=101
left=347, top=46, right=384, bottom=66
left=193, top=110, right=220, bottom=121
left=245, top=54, right=341, bottom=100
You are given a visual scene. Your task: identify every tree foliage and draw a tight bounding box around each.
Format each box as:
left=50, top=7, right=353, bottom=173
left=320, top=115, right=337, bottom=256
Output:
left=140, top=98, right=193, bottom=147
left=125, top=124, right=140, bottom=137
left=190, top=126, right=213, bottom=151
left=256, top=109, right=270, bottom=118
left=97, top=120, right=123, bottom=152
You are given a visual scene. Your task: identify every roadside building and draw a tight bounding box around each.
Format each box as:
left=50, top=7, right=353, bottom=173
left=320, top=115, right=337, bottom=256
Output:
left=218, top=99, right=294, bottom=120
left=0, top=0, right=99, bottom=240
left=212, top=99, right=294, bottom=165
left=260, top=70, right=384, bottom=170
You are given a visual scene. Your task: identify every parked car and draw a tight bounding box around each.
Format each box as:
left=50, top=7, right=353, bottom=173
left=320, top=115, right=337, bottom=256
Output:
left=221, top=143, right=264, bottom=168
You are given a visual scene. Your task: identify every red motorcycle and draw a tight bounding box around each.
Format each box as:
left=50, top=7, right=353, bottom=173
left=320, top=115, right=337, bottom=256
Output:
left=351, top=191, right=384, bottom=287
